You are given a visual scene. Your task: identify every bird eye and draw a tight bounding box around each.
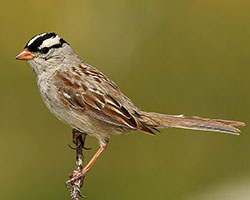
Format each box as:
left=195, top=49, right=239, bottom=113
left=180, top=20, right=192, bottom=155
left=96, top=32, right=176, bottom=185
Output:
left=41, top=47, right=49, bottom=54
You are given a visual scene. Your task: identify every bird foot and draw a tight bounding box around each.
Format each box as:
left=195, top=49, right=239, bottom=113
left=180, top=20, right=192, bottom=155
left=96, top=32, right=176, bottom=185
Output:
left=67, top=169, right=87, bottom=185
left=66, top=169, right=88, bottom=199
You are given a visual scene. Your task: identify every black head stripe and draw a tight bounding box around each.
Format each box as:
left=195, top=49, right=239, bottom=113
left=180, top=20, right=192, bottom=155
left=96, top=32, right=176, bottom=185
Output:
left=25, top=33, right=56, bottom=52
left=50, top=38, right=68, bottom=49
left=25, top=33, right=68, bottom=53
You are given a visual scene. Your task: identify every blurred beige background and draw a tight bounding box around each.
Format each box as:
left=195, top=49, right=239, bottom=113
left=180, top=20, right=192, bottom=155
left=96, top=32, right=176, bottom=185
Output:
left=0, top=0, right=250, bottom=199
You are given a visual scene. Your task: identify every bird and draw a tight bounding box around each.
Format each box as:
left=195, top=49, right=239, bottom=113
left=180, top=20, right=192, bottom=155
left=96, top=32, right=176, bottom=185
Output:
left=16, top=32, right=245, bottom=190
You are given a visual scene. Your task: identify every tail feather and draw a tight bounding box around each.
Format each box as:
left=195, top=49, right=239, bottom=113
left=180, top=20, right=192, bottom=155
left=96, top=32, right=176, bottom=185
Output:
left=139, top=112, right=245, bottom=135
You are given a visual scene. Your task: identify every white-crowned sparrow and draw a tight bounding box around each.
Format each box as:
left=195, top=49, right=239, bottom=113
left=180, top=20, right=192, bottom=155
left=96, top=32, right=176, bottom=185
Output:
left=16, top=32, right=245, bottom=190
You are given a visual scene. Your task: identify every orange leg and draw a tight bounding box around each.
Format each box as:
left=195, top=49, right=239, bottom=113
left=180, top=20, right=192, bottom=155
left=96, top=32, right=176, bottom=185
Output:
left=82, top=146, right=106, bottom=174
left=66, top=146, right=106, bottom=186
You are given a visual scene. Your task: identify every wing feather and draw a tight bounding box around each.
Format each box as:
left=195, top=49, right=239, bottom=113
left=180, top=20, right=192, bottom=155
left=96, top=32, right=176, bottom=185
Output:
left=55, top=70, right=139, bottom=130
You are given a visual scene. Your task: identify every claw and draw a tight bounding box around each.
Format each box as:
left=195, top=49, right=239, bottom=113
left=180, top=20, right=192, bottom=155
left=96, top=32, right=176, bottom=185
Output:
left=68, top=144, right=78, bottom=150
left=82, top=146, right=92, bottom=150
left=65, top=181, right=72, bottom=191
left=75, top=185, right=87, bottom=198
left=68, top=143, right=92, bottom=151
left=79, top=193, right=87, bottom=198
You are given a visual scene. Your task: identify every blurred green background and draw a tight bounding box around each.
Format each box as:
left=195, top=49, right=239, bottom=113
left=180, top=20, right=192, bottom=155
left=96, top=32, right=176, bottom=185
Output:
left=1, top=0, right=250, bottom=199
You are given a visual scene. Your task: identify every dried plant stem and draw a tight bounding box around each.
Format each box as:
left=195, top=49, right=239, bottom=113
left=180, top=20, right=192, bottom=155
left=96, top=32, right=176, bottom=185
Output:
left=66, top=130, right=87, bottom=200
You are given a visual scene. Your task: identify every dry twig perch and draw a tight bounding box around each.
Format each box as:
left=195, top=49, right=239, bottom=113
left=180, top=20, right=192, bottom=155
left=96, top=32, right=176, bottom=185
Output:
left=66, top=129, right=89, bottom=199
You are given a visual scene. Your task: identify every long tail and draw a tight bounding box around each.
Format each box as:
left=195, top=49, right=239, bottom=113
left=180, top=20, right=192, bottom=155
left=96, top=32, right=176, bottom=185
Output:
left=139, top=112, right=245, bottom=135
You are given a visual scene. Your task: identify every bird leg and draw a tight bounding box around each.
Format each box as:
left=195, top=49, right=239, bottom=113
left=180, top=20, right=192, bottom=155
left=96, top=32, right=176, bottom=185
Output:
left=66, top=146, right=106, bottom=187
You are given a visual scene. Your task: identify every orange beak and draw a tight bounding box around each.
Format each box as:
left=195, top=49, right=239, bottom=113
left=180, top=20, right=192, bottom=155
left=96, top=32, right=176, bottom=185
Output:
left=15, top=48, right=36, bottom=60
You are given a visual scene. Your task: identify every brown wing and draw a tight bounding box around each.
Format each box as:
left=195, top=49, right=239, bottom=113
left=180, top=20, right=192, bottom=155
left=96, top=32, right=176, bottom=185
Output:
left=54, top=67, right=153, bottom=134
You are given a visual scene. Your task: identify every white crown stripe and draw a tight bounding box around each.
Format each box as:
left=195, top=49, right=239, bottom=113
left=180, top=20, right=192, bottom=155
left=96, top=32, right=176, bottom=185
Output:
left=27, top=33, right=47, bottom=46
left=40, top=35, right=61, bottom=49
